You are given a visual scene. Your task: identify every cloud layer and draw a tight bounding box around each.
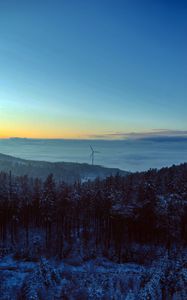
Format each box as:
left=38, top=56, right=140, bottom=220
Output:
left=87, top=129, right=187, bottom=140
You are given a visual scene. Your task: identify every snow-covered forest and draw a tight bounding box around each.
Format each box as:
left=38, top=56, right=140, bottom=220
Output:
left=0, top=163, right=187, bottom=299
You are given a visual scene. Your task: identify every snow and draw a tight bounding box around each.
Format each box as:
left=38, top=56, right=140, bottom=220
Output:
left=0, top=255, right=147, bottom=299
left=1, top=249, right=187, bottom=299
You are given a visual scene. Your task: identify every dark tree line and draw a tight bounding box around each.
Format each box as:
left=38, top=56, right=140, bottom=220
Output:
left=0, top=163, right=187, bottom=262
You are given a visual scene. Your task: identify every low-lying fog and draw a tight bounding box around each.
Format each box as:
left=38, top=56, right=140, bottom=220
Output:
left=0, top=138, right=186, bottom=172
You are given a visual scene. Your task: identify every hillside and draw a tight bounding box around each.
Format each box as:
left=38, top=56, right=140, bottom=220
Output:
left=0, top=162, right=187, bottom=299
left=0, top=153, right=128, bottom=183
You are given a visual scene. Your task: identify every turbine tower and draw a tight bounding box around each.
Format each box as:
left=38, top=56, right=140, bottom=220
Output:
left=90, top=145, right=99, bottom=165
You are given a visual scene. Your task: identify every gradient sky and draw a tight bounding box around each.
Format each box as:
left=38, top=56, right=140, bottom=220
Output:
left=0, top=0, right=186, bottom=139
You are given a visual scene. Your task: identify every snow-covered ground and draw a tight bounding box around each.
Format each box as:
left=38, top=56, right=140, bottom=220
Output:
left=0, top=250, right=187, bottom=299
left=0, top=255, right=147, bottom=299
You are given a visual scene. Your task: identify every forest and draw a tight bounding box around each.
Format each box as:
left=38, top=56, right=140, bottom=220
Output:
left=0, top=163, right=187, bottom=299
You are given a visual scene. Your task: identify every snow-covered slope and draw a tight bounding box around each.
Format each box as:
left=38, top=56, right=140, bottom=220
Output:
left=1, top=250, right=187, bottom=300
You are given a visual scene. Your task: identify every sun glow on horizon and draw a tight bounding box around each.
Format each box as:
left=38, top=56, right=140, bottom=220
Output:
left=0, top=1, right=186, bottom=140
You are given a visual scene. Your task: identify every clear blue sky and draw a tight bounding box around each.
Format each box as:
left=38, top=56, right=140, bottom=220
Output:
left=0, top=0, right=186, bottom=138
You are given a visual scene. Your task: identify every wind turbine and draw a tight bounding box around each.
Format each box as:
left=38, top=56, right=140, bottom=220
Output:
left=90, top=145, right=100, bottom=165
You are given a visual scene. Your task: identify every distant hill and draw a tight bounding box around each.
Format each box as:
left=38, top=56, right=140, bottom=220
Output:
left=0, top=153, right=128, bottom=183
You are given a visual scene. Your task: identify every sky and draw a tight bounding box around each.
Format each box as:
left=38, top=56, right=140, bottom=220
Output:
left=0, top=0, right=186, bottom=139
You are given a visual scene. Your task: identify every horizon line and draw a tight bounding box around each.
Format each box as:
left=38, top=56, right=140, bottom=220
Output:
left=0, top=135, right=187, bottom=141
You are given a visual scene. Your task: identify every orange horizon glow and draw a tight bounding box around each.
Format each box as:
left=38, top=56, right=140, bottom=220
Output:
left=0, top=131, right=94, bottom=140
left=0, top=129, right=117, bottom=140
